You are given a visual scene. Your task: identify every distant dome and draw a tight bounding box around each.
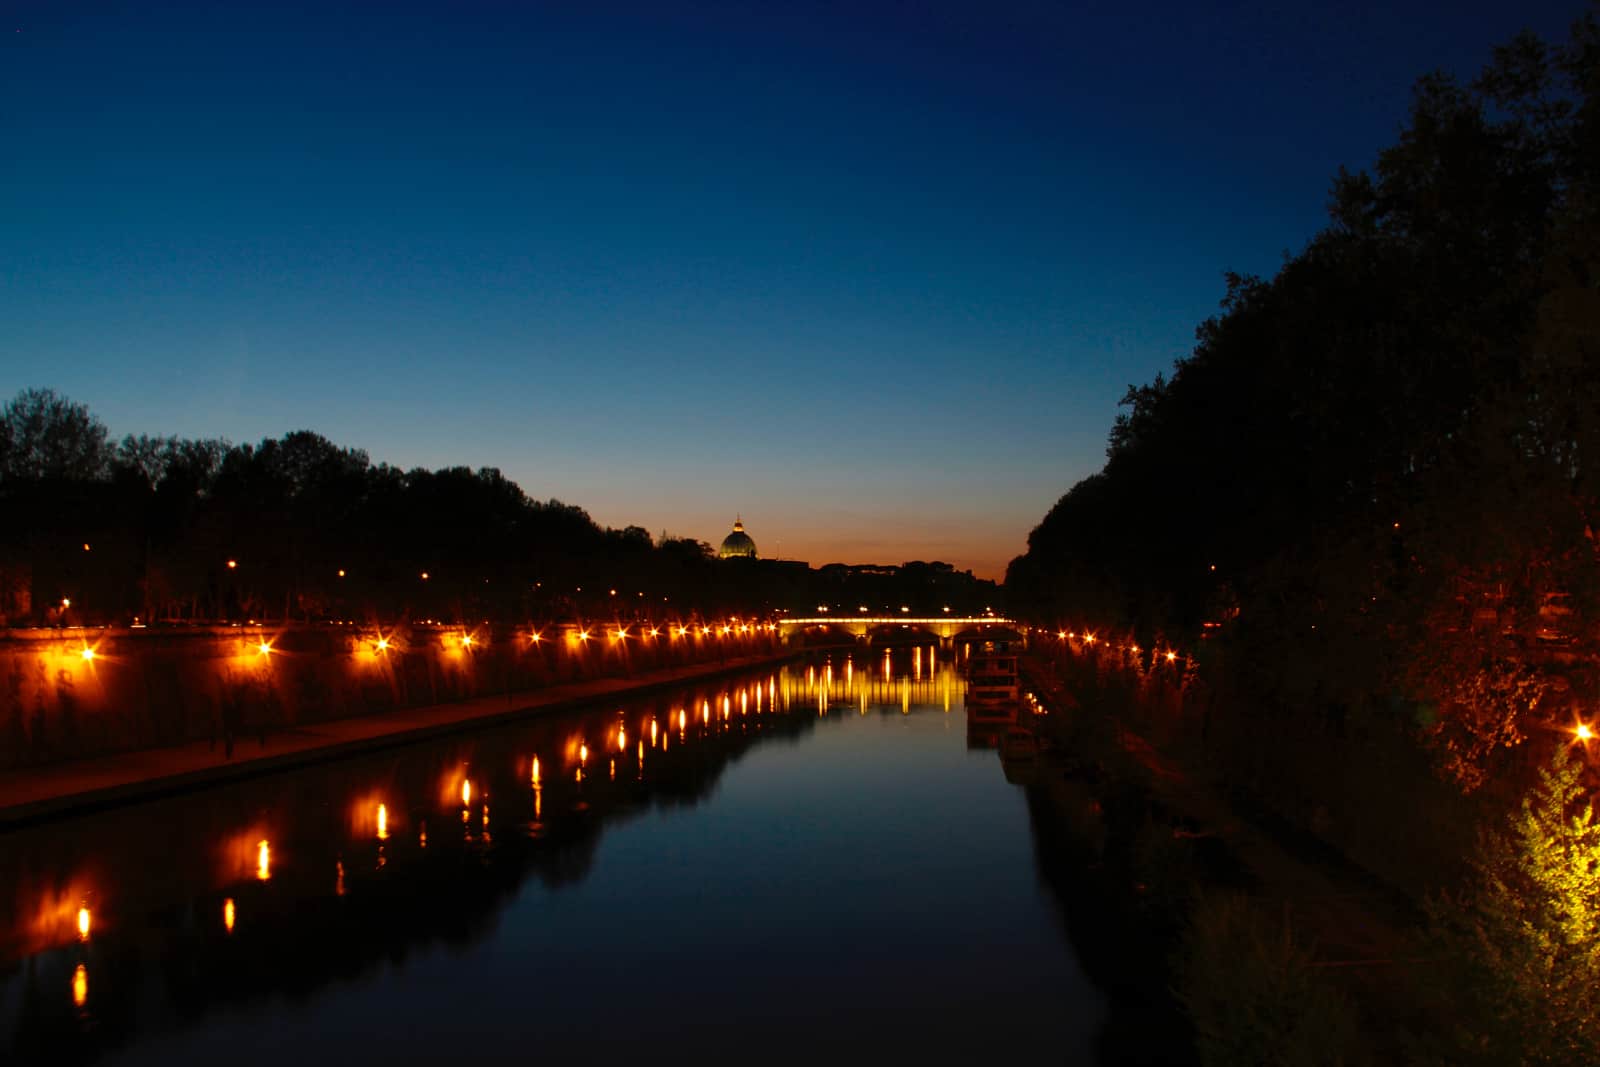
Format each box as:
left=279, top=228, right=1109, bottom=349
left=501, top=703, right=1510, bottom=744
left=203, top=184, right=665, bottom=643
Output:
left=718, top=517, right=757, bottom=560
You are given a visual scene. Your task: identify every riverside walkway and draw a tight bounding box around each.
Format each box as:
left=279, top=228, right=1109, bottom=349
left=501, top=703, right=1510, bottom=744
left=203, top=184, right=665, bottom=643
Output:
left=0, top=651, right=799, bottom=829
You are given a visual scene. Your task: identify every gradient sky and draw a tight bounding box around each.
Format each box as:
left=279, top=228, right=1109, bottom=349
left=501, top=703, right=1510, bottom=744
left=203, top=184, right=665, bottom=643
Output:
left=2, top=1, right=1588, bottom=577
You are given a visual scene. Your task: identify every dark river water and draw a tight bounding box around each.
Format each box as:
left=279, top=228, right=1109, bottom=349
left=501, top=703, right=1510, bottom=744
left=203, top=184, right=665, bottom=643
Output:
left=1, top=648, right=1151, bottom=1064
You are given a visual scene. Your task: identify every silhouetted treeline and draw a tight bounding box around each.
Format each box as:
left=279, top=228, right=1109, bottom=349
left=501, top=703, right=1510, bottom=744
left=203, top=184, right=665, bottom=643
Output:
left=0, top=392, right=746, bottom=622
left=1008, top=16, right=1599, bottom=795
left=0, top=390, right=996, bottom=626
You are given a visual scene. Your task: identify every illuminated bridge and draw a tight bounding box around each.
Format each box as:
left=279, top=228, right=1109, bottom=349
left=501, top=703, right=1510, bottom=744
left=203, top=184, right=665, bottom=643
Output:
left=776, top=615, right=1017, bottom=647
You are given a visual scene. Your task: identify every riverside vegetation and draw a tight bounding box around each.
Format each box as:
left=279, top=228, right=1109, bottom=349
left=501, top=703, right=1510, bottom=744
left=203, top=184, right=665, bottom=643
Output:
left=1009, top=13, right=1600, bottom=1064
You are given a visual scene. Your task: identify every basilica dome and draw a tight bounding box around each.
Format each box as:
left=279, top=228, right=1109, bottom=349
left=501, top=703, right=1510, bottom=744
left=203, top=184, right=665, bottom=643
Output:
left=718, top=517, right=757, bottom=559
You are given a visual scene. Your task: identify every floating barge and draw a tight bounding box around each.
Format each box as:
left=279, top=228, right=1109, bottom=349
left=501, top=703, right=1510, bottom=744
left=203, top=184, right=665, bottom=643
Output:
left=965, top=627, right=1023, bottom=729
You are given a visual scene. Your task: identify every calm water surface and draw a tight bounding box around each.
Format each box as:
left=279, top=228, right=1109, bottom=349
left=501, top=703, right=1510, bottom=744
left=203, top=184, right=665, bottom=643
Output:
left=2, top=650, right=1118, bottom=1064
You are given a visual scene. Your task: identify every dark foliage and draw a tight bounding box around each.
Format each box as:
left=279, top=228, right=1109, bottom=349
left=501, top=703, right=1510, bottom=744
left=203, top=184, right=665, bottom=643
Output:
left=0, top=392, right=997, bottom=625
left=1007, top=13, right=1600, bottom=794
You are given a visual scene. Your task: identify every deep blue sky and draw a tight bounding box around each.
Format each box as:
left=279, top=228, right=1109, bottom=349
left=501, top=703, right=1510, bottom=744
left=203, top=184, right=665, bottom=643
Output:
left=2, top=1, right=1588, bottom=576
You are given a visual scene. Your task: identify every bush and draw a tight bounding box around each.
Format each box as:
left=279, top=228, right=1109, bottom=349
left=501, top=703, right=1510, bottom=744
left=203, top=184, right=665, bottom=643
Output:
left=1419, top=745, right=1600, bottom=1065
left=1177, top=892, right=1368, bottom=1066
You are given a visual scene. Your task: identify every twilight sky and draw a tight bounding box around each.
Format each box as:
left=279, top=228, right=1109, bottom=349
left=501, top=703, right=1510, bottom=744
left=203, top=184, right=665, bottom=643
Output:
left=2, top=1, right=1587, bottom=577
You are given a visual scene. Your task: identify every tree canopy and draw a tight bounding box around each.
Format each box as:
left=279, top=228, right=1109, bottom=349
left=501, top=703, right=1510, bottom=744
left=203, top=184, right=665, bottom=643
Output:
left=1006, top=13, right=1600, bottom=790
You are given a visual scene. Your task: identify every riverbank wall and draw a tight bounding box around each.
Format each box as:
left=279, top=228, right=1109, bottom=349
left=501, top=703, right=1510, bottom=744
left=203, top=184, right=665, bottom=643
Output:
left=0, top=624, right=781, bottom=770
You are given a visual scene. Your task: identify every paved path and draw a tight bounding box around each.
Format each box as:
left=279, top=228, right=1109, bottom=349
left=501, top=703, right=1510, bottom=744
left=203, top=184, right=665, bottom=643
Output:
left=0, top=652, right=799, bottom=829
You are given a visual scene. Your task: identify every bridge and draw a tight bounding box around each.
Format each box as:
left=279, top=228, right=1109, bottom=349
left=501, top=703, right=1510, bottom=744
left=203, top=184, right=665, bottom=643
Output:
left=776, top=615, right=1018, bottom=646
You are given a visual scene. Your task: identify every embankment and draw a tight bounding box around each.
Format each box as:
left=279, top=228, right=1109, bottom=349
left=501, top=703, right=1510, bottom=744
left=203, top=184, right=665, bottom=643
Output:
left=0, top=624, right=784, bottom=771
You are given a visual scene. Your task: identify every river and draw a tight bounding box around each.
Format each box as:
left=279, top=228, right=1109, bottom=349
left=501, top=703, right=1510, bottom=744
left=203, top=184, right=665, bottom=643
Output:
left=0, top=647, right=1170, bottom=1064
